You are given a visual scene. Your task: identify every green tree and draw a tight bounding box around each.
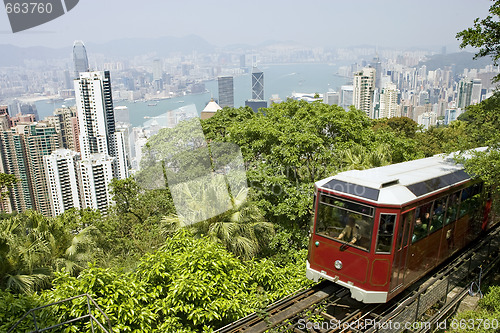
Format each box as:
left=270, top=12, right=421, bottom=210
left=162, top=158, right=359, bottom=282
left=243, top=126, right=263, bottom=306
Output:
left=456, top=0, right=500, bottom=82
left=0, top=173, right=18, bottom=201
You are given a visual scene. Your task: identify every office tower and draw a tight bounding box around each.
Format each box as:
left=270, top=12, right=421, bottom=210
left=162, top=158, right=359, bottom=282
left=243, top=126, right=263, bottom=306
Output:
left=44, top=149, right=81, bottom=216
left=371, top=55, right=382, bottom=89
left=457, top=78, right=473, bottom=108
left=79, top=154, right=115, bottom=214
left=251, top=67, right=264, bottom=100
left=152, top=59, right=162, bottom=80
left=471, top=79, right=482, bottom=104
left=353, top=68, right=376, bottom=118
left=152, top=59, right=163, bottom=91
left=240, top=55, right=246, bottom=68
left=75, top=71, right=117, bottom=159
left=340, top=85, right=354, bottom=110
left=245, top=67, right=267, bottom=112
left=73, top=40, right=89, bottom=79
left=218, top=76, right=234, bottom=108
left=378, top=83, right=399, bottom=119
left=201, top=98, right=222, bottom=120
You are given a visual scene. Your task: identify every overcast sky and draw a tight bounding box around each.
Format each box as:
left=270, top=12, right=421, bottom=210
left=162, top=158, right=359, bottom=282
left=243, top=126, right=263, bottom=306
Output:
left=0, top=0, right=493, bottom=50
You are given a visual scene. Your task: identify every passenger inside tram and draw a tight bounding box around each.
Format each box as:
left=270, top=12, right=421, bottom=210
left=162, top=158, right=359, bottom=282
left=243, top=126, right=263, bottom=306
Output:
left=337, top=216, right=360, bottom=244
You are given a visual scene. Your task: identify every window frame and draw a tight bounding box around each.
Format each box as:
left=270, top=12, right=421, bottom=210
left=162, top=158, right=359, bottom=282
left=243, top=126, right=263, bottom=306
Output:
left=375, top=213, right=398, bottom=254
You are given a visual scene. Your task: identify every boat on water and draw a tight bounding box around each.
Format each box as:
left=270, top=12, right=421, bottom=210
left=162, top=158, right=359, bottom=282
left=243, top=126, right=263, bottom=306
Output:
left=148, top=103, right=158, bottom=106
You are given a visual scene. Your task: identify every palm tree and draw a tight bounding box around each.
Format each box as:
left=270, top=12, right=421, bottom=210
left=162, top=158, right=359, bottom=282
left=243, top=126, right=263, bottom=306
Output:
left=55, top=225, right=100, bottom=276
left=340, top=144, right=392, bottom=171
left=0, top=214, right=53, bottom=293
left=164, top=178, right=274, bottom=260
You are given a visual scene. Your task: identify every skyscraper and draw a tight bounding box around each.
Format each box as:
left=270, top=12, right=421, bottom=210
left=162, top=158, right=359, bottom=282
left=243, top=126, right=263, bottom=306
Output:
left=44, top=149, right=82, bottom=216
left=75, top=71, right=116, bottom=159
left=251, top=67, right=264, bottom=100
left=353, top=68, right=376, bottom=118
left=340, top=85, right=354, bottom=110
left=378, top=83, right=399, bottom=119
left=73, top=40, right=89, bottom=79
left=457, top=78, right=473, bottom=109
left=371, top=55, right=382, bottom=89
left=218, top=76, right=234, bottom=108
left=45, top=106, right=79, bottom=151
left=245, top=67, right=267, bottom=113
left=0, top=123, right=59, bottom=215
left=79, top=154, right=115, bottom=214
left=74, top=70, right=129, bottom=213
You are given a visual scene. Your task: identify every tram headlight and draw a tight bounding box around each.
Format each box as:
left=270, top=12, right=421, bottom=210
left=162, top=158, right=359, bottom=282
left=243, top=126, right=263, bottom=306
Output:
left=334, top=260, right=343, bottom=270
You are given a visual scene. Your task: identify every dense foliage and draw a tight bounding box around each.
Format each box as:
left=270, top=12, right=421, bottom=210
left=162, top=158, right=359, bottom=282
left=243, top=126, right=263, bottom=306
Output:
left=1, top=91, right=499, bottom=330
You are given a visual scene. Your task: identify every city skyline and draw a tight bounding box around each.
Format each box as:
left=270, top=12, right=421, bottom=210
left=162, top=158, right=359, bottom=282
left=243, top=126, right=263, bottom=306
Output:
left=0, top=0, right=493, bottom=52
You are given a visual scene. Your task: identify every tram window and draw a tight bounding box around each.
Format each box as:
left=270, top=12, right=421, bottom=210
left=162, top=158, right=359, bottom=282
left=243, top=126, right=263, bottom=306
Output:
left=376, top=214, right=396, bottom=253
left=430, top=197, right=447, bottom=233
left=412, top=202, right=432, bottom=243
left=445, top=191, right=461, bottom=225
left=315, top=195, right=374, bottom=251
left=401, top=210, right=413, bottom=248
left=459, top=183, right=483, bottom=218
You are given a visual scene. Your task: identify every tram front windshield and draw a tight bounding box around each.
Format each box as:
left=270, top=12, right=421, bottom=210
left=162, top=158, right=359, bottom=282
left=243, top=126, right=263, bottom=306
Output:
left=315, top=194, right=374, bottom=251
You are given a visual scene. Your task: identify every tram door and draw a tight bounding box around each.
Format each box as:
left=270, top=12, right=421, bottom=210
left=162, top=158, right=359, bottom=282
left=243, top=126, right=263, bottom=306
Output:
left=389, top=209, right=414, bottom=292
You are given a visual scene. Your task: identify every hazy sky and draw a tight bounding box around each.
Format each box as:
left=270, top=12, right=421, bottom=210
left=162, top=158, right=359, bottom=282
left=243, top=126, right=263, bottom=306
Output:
left=0, top=0, right=493, bottom=50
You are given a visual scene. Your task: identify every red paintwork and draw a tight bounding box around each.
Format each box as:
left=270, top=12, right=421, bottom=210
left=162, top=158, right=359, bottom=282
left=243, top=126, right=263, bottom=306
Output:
left=308, top=183, right=493, bottom=303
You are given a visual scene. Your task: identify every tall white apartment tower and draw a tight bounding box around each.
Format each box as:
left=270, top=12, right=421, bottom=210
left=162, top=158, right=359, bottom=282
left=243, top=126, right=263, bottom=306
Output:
left=79, top=154, right=115, bottom=214
left=75, top=71, right=116, bottom=159
left=74, top=70, right=128, bottom=214
left=44, top=149, right=81, bottom=216
left=353, top=67, right=376, bottom=118
left=379, top=83, right=399, bottom=119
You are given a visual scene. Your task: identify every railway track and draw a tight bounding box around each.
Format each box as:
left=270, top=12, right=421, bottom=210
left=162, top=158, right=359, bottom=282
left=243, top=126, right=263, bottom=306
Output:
left=215, top=224, right=500, bottom=333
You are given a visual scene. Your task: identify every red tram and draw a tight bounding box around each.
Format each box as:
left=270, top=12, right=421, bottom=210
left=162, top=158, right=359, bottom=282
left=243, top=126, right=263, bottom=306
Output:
left=306, top=151, right=493, bottom=303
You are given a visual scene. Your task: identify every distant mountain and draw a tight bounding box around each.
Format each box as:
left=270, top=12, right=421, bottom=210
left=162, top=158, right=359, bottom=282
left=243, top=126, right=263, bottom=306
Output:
left=0, top=35, right=216, bottom=66
left=417, top=52, right=493, bottom=72
left=0, top=44, right=67, bottom=66
left=86, top=34, right=215, bottom=57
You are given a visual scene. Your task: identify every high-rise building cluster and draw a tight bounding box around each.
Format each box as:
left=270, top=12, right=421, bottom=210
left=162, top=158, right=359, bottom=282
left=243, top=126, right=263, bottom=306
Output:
left=332, top=56, right=497, bottom=128
left=0, top=41, right=129, bottom=217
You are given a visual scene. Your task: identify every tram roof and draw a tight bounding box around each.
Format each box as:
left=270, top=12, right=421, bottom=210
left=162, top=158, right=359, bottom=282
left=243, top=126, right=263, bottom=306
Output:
left=316, top=148, right=487, bottom=206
